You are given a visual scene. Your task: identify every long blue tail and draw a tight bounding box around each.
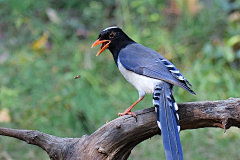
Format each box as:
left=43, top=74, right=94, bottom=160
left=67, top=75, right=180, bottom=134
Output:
left=153, top=83, right=183, bottom=160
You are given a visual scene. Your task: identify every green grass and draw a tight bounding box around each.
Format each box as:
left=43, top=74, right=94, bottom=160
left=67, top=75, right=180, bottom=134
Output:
left=0, top=0, right=240, bottom=159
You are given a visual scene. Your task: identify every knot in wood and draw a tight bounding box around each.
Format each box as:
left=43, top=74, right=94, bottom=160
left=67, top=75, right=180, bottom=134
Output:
left=97, top=147, right=106, bottom=154
left=116, top=124, right=121, bottom=129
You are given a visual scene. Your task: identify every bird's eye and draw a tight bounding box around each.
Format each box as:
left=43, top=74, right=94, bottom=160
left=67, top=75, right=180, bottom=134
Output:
left=109, top=32, right=115, bottom=38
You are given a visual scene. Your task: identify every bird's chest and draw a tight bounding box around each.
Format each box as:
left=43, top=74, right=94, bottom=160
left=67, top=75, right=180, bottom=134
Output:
left=117, top=59, right=163, bottom=94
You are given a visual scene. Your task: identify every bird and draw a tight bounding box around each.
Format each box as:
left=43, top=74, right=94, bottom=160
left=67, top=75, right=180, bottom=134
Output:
left=91, top=26, right=195, bottom=160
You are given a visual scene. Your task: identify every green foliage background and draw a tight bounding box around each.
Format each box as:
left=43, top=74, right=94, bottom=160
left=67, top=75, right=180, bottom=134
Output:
left=0, top=0, right=240, bottom=159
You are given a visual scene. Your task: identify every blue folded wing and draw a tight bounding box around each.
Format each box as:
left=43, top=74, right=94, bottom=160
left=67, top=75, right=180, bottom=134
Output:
left=119, top=43, right=195, bottom=95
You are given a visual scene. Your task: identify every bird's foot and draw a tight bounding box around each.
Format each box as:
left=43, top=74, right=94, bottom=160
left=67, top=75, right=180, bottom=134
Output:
left=118, top=110, right=137, bottom=121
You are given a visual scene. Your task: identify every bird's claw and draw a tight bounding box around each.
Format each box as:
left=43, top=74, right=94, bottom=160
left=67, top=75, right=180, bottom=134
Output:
left=118, top=111, right=137, bottom=121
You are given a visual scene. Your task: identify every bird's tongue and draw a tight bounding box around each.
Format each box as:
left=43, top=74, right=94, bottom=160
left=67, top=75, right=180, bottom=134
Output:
left=101, top=42, right=107, bottom=49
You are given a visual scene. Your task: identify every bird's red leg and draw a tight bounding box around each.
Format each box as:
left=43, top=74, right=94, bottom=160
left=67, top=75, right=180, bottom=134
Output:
left=118, top=96, right=144, bottom=117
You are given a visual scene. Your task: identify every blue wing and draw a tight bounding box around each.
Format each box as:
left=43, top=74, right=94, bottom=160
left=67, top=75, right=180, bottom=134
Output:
left=119, top=43, right=195, bottom=95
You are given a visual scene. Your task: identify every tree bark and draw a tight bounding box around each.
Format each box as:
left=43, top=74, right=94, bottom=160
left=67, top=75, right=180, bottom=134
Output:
left=0, top=98, right=240, bottom=160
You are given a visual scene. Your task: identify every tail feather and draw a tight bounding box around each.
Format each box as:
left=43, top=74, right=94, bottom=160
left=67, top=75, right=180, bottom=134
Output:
left=153, top=83, right=183, bottom=160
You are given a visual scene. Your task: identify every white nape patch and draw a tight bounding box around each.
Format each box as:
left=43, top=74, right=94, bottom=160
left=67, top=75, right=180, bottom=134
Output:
left=174, top=102, right=178, bottom=111
left=157, top=121, right=161, bottom=129
left=170, top=70, right=180, bottom=73
left=117, top=59, right=163, bottom=94
left=103, top=26, right=119, bottom=31
left=178, top=126, right=180, bottom=132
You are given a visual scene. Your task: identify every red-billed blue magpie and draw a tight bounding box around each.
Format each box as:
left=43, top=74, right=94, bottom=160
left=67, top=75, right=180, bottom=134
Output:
left=92, top=26, right=195, bottom=160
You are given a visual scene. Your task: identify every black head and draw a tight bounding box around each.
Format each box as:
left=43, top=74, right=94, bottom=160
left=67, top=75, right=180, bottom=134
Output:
left=91, top=26, right=134, bottom=56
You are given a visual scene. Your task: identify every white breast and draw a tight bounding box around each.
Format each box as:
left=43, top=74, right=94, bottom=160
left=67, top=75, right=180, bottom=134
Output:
left=117, top=59, right=163, bottom=95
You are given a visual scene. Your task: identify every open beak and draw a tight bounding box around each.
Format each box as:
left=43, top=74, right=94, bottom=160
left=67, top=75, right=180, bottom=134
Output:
left=91, top=39, right=111, bottom=56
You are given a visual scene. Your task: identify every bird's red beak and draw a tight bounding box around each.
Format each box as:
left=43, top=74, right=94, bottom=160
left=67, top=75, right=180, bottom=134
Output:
left=91, top=39, right=111, bottom=56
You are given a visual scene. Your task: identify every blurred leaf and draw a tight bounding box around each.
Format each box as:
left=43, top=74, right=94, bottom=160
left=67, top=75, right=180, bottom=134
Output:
left=185, top=0, right=203, bottom=15
left=32, top=32, right=49, bottom=51
left=226, top=35, right=240, bottom=47
left=229, top=11, right=240, bottom=23
left=0, top=108, right=11, bottom=123
left=46, top=8, right=61, bottom=24
left=148, top=13, right=160, bottom=22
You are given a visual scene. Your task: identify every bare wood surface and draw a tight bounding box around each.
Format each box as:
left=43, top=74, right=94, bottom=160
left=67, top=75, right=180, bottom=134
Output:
left=0, top=98, right=240, bottom=160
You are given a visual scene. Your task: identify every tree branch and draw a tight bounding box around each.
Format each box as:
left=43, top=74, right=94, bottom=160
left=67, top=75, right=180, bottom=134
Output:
left=0, top=98, right=240, bottom=160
